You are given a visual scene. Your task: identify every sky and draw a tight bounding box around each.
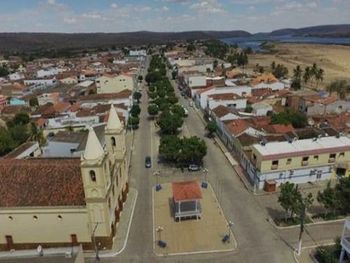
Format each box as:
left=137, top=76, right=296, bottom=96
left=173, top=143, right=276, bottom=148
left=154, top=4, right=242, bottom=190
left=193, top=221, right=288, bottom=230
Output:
left=0, top=0, right=349, bottom=33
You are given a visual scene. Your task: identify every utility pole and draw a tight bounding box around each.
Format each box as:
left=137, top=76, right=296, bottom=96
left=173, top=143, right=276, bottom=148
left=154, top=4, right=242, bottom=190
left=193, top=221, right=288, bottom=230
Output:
left=92, top=222, right=100, bottom=262
left=297, top=203, right=306, bottom=256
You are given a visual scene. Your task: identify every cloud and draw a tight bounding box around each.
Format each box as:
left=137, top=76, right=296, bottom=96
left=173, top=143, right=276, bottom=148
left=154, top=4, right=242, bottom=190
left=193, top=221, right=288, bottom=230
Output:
left=111, top=3, right=118, bottom=9
left=190, top=0, right=224, bottom=13
left=63, top=17, right=76, bottom=24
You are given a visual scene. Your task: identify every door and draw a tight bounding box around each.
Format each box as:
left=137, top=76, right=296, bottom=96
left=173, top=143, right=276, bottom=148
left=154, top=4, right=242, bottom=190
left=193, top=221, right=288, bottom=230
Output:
left=5, top=235, right=13, bottom=250
left=70, top=234, right=78, bottom=245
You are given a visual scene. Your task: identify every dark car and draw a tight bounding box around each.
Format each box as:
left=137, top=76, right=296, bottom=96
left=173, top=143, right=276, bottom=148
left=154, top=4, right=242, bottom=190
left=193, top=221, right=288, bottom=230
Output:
left=145, top=156, right=152, bottom=168
left=188, top=164, right=200, bottom=171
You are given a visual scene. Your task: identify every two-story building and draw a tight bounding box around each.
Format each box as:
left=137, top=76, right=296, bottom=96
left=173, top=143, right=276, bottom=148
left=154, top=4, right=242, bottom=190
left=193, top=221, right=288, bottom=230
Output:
left=249, top=136, right=350, bottom=189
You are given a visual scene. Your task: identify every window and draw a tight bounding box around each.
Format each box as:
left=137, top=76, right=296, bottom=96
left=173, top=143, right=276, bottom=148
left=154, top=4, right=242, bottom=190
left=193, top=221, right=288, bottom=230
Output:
left=111, top=137, right=116, bottom=147
left=90, top=170, right=96, bottom=182
left=8, top=216, right=13, bottom=220
left=289, top=170, right=294, bottom=175
left=252, top=154, right=257, bottom=161
left=314, top=155, right=319, bottom=160
left=339, top=152, right=345, bottom=157
left=330, top=153, right=336, bottom=159
left=286, top=158, right=292, bottom=165
left=33, top=216, right=38, bottom=220
left=71, top=234, right=78, bottom=245
left=272, top=160, right=279, bottom=165
left=112, top=185, right=115, bottom=197
left=108, top=198, right=111, bottom=209
left=279, top=173, right=283, bottom=179
left=302, top=157, right=309, bottom=161
left=58, top=215, right=63, bottom=220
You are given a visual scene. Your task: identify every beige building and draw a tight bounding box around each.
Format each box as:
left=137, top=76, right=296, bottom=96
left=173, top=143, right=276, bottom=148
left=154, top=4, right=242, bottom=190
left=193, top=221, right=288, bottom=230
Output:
left=0, top=105, right=129, bottom=251
left=96, top=74, right=135, bottom=94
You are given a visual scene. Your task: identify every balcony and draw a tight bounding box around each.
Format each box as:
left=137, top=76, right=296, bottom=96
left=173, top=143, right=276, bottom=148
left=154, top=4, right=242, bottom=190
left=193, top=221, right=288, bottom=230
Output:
left=328, top=158, right=335, bottom=163
left=271, top=164, right=278, bottom=170
left=301, top=161, right=309, bottom=166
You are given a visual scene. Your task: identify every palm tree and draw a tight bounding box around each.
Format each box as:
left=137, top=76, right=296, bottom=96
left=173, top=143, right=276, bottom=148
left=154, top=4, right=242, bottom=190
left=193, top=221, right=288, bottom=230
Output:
left=291, top=65, right=303, bottom=90
left=303, top=66, right=311, bottom=85
left=314, top=68, right=324, bottom=90
left=326, top=80, right=350, bottom=100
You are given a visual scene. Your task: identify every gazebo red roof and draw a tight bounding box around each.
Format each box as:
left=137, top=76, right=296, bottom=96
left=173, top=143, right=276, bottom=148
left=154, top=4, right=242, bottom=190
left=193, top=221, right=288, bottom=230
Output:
left=172, top=180, right=202, bottom=202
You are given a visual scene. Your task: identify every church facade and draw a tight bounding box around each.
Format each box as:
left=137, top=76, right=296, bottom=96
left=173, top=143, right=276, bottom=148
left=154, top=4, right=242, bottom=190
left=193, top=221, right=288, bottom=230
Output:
left=0, top=105, right=129, bottom=251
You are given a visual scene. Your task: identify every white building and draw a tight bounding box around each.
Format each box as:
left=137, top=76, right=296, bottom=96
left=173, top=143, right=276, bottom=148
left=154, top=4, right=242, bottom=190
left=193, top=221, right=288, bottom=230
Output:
left=37, top=68, right=60, bottom=78
left=8, top=72, right=25, bottom=81
left=24, top=78, right=57, bottom=87
left=252, top=102, right=273, bottom=116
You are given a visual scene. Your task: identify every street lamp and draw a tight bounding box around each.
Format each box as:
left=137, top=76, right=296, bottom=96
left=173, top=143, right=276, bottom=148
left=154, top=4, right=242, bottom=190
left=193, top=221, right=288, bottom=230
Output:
left=227, top=220, right=234, bottom=241
left=156, top=226, right=164, bottom=242
left=91, top=222, right=100, bottom=262
left=203, top=168, right=208, bottom=182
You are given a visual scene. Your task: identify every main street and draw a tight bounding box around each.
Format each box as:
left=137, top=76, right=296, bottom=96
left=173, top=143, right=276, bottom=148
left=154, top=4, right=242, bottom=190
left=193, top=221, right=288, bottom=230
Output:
left=92, top=59, right=341, bottom=263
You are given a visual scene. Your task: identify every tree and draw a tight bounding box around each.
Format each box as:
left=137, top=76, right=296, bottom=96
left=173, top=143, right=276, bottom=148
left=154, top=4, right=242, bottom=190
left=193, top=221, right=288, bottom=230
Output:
left=0, top=128, right=16, bottom=156
left=314, top=68, right=324, bottom=89
left=291, top=65, right=303, bottom=90
left=278, top=182, right=301, bottom=221
left=326, top=80, right=350, bottom=100
left=157, top=111, right=183, bottom=135
left=147, top=104, right=159, bottom=117
left=159, top=135, right=181, bottom=163
left=213, top=60, right=218, bottom=70
left=206, top=121, right=217, bottom=137
left=271, top=61, right=276, bottom=71
left=271, top=110, right=307, bottom=128
left=171, top=104, right=185, bottom=118
left=128, top=116, right=140, bottom=129
left=12, top=112, right=30, bottom=126
left=334, top=177, right=350, bottom=215
left=171, top=70, right=178, bottom=80
left=177, top=136, right=207, bottom=166
left=272, top=63, right=288, bottom=79
left=245, top=105, right=253, bottom=113
left=29, top=97, right=39, bottom=107
left=317, top=182, right=337, bottom=216
left=133, top=91, right=142, bottom=103
left=0, top=65, right=9, bottom=77
left=167, top=96, right=178, bottom=105
left=138, top=75, right=143, bottom=82
left=130, top=104, right=141, bottom=117
left=303, top=66, right=311, bottom=84
left=29, top=123, right=46, bottom=146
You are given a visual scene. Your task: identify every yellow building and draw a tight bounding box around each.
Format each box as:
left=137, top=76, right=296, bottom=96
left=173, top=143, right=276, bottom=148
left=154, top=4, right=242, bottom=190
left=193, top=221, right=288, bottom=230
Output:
left=249, top=136, right=350, bottom=189
left=0, top=105, right=128, bottom=251
left=96, top=74, right=135, bottom=94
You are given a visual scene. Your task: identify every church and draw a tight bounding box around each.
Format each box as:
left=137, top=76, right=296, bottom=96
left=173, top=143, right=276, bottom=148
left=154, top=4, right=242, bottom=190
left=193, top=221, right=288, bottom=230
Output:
left=0, top=105, right=129, bottom=250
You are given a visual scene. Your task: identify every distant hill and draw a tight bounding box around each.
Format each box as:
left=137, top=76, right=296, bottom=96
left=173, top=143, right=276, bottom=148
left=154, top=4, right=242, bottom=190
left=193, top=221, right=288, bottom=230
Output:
left=0, top=30, right=251, bottom=53
left=269, top=24, right=350, bottom=37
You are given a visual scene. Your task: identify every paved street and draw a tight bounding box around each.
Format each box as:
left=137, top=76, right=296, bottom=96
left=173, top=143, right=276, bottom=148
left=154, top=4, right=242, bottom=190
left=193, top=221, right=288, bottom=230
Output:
left=87, top=59, right=343, bottom=263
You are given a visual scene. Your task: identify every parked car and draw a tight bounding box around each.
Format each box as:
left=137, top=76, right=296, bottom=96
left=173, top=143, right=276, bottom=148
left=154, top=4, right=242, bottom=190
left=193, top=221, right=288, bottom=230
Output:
left=181, top=91, right=186, bottom=97
left=188, top=164, right=200, bottom=171
left=145, top=156, right=152, bottom=168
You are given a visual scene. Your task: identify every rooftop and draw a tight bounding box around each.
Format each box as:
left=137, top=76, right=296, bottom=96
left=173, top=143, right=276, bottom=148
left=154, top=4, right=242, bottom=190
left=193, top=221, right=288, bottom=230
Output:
left=172, top=180, right=202, bottom=202
left=0, top=158, right=85, bottom=207
left=253, top=136, right=350, bottom=160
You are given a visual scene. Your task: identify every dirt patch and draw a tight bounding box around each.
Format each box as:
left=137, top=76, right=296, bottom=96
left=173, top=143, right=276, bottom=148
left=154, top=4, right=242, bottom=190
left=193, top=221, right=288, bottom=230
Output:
left=248, top=43, right=350, bottom=88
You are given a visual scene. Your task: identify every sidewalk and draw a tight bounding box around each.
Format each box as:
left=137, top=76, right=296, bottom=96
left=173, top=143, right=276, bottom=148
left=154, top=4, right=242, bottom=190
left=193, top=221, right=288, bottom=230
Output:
left=0, top=188, right=138, bottom=260
left=87, top=187, right=138, bottom=258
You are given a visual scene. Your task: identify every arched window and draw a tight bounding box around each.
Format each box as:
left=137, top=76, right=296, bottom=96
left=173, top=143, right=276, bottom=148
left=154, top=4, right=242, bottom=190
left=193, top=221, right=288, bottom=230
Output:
left=90, top=170, right=96, bottom=182
left=111, top=137, right=116, bottom=147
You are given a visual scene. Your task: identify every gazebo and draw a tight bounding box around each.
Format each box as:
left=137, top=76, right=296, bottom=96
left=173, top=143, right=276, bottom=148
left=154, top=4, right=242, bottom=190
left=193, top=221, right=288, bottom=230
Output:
left=172, top=180, right=202, bottom=222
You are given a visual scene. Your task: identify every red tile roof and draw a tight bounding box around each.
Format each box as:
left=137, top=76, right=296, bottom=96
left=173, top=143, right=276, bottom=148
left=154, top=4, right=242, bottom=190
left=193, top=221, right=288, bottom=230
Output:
left=212, top=105, right=231, bottom=118
left=224, top=119, right=249, bottom=136
left=172, top=180, right=202, bottom=202
left=0, top=158, right=85, bottom=207
left=264, top=124, right=294, bottom=134
left=79, top=89, right=132, bottom=101
left=208, top=93, right=242, bottom=100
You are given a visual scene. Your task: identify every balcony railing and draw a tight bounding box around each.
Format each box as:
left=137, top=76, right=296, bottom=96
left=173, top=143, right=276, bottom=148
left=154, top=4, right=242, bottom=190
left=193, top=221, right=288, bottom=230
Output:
left=328, top=158, right=335, bottom=163
left=271, top=164, right=278, bottom=170
left=301, top=161, right=309, bottom=166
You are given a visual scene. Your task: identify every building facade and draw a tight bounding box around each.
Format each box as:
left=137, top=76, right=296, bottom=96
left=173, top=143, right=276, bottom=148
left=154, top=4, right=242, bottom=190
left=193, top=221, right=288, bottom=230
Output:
left=0, top=105, right=129, bottom=251
left=249, top=136, right=350, bottom=189
left=96, top=74, right=135, bottom=94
